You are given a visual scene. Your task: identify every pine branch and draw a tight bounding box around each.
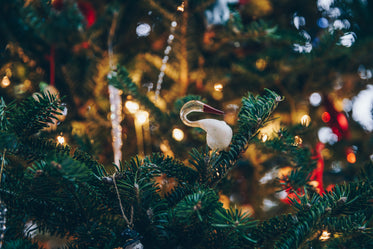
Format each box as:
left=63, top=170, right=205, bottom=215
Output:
left=207, top=89, right=283, bottom=187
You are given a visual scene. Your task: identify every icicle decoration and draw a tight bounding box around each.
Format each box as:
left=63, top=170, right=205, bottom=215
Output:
left=154, top=20, right=177, bottom=100
left=108, top=72, right=122, bottom=166
left=107, top=11, right=122, bottom=167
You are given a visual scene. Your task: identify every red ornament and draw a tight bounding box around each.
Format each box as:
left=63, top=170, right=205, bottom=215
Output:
left=78, top=2, right=96, bottom=28
left=322, top=95, right=350, bottom=140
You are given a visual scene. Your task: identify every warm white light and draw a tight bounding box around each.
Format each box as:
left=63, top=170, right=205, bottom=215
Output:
left=319, top=230, right=331, bottom=241
left=261, top=133, right=268, bottom=142
left=214, top=83, right=223, bottom=92
left=135, top=110, right=149, bottom=125
left=136, top=23, right=151, bottom=37
left=1, top=76, right=10, bottom=88
left=125, top=101, right=140, bottom=114
left=309, top=92, right=322, bottom=106
left=172, top=128, right=184, bottom=141
left=300, top=114, right=311, bottom=127
left=57, top=135, right=65, bottom=145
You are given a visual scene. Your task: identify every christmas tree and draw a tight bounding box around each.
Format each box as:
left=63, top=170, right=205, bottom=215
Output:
left=0, top=0, right=372, bottom=248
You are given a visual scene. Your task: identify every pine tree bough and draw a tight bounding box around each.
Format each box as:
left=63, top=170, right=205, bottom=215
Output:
left=0, top=89, right=371, bottom=248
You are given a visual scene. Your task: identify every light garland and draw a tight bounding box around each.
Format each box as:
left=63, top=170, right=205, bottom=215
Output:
left=154, top=20, right=177, bottom=100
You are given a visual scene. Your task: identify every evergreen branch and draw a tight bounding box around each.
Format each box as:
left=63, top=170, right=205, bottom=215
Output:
left=148, top=0, right=175, bottom=22
left=8, top=92, right=63, bottom=137
left=211, top=207, right=257, bottom=243
left=209, top=89, right=282, bottom=187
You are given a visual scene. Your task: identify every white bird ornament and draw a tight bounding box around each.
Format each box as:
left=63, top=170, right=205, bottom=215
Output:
left=180, top=100, right=233, bottom=151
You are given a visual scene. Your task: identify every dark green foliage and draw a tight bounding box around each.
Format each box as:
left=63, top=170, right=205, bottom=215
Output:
left=0, top=83, right=371, bottom=248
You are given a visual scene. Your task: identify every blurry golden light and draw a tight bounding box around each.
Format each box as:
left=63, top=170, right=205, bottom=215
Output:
left=57, top=135, right=65, bottom=145
left=300, top=114, right=311, bottom=127
left=214, top=83, right=223, bottom=92
left=255, top=58, right=267, bottom=71
left=261, top=133, right=268, bottom=142
left=319, top=230, right=331, bottom=241
left=135, top=110, right=149, bottom=125
left=177, top=2, right=185, bottom=12
left=172, top=128, right=184, bottom=141
left=294, top=135, right=303, bottom=145
left=125, top=101, right=139, bottom=114
left=346, top=152, right=356, bottom=164
left=1, top=76, right=10, bottom=88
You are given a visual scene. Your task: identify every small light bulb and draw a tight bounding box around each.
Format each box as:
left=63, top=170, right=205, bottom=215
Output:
left=125, top=101, right=139, bottom=114
left=319, top=230, right=331, bottom=241
left=214, top=83, right=223, bottom=92
left=255, top=58, right=267, bottom=71
left=1, top=76, right=10, bottom=88
left=300, top=114, right=311, bottom=127
left=294, top=135, right=303, bottom=145
left=135, top=110, right=149, bottom=125
left=172, top=128, right=184, bottom=141
left=57, top=135, right=65, bottom=145
left=346, top=152, right=356, bottom=164
left=177, top=2, right=185, bottom=12
left=261, top=133, right=268, bottom=142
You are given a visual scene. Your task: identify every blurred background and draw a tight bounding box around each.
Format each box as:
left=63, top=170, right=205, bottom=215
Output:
left=0, top=0, right=372, bottom=219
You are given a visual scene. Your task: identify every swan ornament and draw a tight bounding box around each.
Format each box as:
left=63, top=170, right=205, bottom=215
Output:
left=180, top=100, right=233, bottom=151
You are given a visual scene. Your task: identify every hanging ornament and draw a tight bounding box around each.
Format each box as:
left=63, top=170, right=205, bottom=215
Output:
left=180, top=100, right=232, bottom=151
left=322, top=95, right=350, bottom=141
left=121, top=228, right=143, bottom=249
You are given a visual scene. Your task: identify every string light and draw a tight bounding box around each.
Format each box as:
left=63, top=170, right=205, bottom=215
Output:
left=346, top=152, right=356, bottom=164
left=261, top=133, right=268, bottom=142
left=125, top=100, right=140, bottom=114
left=300, top=114, right=311, bottom=127
left=57, top=135, right=65, bottom=145
left=1, top=76, right=10, bottom=88
left=319, top=230, right=331, bottom=241
left=172, top=128, right=184, bottom=141
left=177, top=2, right=185, bottom=12
left=214, top=83, right=223, bottom=92
left=255, top=58, right=267, bottom=71
left=135, top=110, right=149, bottom=125
left=294, top=135, right=303, bottom=145
left=155, top=3, right=183, bottom=100
left=322, top=112, right=331, bottom=123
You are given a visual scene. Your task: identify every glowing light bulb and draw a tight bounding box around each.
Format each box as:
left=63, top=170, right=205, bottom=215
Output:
left=319, top=230, right=331, bottom=241
left=261, top=133, right=268, bottom=142
left=322, top=112, right=331, bottom=123
left=172, top=128, right=184, bottom=141
left=177, top=2, right=185, bottom=12
left=135, top=110, right=149, bottom=125
left=1, top=76, right=10, bottom=88
left=57, top=135, right=65, bottom=145
left=294, top=135, right=303, bottom=145
left=300, top=114, right=311, bottom=127
left=346, top=152, right=356, bottom=164
left=309, top=92, right=322, bottom=106
left=255, top=58, right=267, bottom=71
left=125, top=101, right=139, bottom=114
left=214, top=83, right=223, bottom=92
